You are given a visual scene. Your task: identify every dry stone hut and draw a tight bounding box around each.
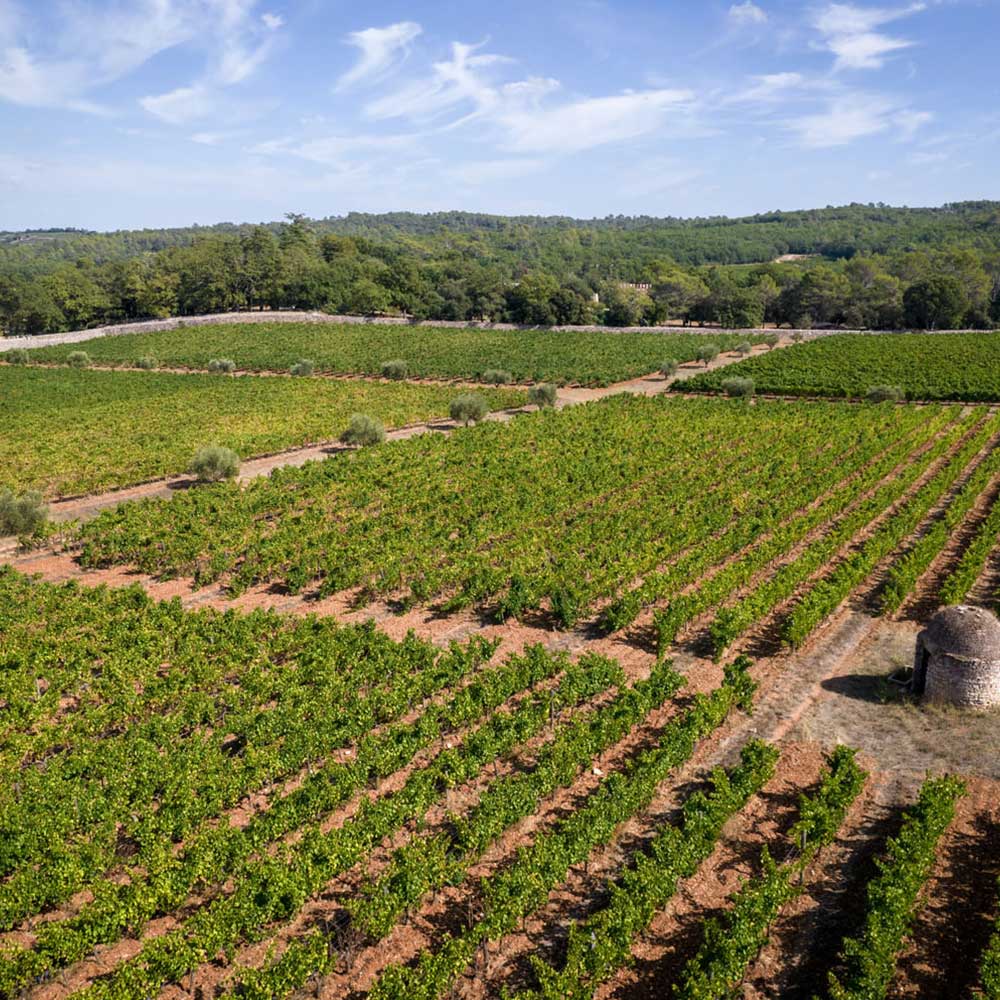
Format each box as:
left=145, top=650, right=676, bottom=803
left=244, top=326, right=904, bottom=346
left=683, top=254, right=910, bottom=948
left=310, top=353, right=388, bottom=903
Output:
left=912, top=605, right=1000, bottom=708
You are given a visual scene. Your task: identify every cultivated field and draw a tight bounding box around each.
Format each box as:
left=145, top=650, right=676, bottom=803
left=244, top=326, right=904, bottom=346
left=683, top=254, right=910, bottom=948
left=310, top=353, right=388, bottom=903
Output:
left=0, top=366, right=524, bottom=497
left=20, top=322, right=769, bottom=386
left=676, top=331, right=1000, bottom=401
left=73, top=395, right=1000, bottom=641
left=2, top=326, right=1000, bottom=1000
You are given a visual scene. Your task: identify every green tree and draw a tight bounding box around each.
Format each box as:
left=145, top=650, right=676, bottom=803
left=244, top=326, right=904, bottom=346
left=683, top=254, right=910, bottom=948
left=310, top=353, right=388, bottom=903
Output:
left=506, top=272, right=560, bottom=325
left=602, top=283, right=652, bottom=327
left=903, top=276, right=967, bottom=329
left=649, top=267, right=708, bottom=324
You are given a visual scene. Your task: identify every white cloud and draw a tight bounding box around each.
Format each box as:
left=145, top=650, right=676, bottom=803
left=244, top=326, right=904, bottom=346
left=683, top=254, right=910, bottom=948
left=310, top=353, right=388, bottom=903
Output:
left=362, top=38, right=696, bottom=155
left=140, top=1, right=283, bottom=122
left=336, top=21, right=421, bottom=91
left=500, top=88, right=696, bottom=154
left=141, top=85, right=214, bottom=125
left=789, top=94, right=929, bottom=147
left=189, top=130, right=240, bottom=145
left=729, top=3, right=767, bottom=26
left=0, top=46, right=103, bottom=112
left=731, top=72, right=809, bottom=103
left=813, top=3, right=925, bottom=70
left=0, top=0, right=282, bottom=116
left=363, top=41, right=512, bottom=123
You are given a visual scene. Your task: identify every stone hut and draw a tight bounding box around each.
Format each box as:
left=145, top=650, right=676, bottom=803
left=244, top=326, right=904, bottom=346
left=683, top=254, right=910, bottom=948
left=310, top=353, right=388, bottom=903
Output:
left=912, top=605, right=1000, bottom=708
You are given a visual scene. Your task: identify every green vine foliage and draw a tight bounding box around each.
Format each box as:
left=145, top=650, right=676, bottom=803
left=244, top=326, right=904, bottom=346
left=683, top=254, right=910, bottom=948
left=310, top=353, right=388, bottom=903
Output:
left=823, top=775, right=966, bottom=1000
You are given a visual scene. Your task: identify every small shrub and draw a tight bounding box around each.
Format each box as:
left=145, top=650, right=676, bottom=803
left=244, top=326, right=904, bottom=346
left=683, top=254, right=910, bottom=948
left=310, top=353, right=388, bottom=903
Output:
left=482, top=369, right=513, bottom=385
left=340, top=413, right=385, bottom=447
left=659, top=359, right=680, bottom=377
left=791, top=330, right=805, bottom=343
left=135, top=357, right=157, bottom=370
left=528, top=383, right=558, bottom=408
left=722, top=376, right=755, bottom=398
left=5, top=348, right=30, bottom=365
left=0, top=488, right=48, bottom=536
left=450, top=393, right=490, bottom=426
left=381, top=359, right=409, bottom=380
left=188, top=445, right=241, bottom=482
left=289, top=358, right=314, bottom=376
left=208, top=358, right=237, bottom=373
left=696, top=343, right=720, bottom=365
left=867, top=385, right=905, bottom=403
left=67, top=350, right=91, bottom=368
left=735, top=341, right=753, bottom=356
left=763, top=332, right=780, bottom=350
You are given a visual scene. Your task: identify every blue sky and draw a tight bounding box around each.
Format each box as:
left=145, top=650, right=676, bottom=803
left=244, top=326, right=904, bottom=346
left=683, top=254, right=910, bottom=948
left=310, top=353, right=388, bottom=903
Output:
left=1, top=0, right=997, bottom=230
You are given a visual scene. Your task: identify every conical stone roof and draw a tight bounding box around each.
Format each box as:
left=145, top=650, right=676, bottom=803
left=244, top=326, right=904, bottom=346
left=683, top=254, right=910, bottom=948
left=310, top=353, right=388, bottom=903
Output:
left=922, top=605, right=1000, bottom=661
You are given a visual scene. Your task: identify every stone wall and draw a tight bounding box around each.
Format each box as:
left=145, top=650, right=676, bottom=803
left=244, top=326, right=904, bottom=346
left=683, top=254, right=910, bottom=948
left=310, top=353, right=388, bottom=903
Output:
left=925, top=652, right=1000, bottom=708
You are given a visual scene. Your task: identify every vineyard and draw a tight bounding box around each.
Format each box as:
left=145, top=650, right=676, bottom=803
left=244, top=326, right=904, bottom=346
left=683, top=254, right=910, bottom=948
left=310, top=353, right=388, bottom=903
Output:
left=74, top=395, right=1000, bottom=643
left=676, top=331, right=1000, bottom=401
left=1, top=568, right=997, bottom=1000
left=0, top=366, right=523, bottom=497
left=19, top=321, right=768, bottom=385
left=3, top=326, right=1000, bottom=999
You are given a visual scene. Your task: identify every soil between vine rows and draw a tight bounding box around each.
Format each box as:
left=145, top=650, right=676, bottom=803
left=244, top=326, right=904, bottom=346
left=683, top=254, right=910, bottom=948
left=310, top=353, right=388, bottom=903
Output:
left=3, top=386, right=1000, bottom=999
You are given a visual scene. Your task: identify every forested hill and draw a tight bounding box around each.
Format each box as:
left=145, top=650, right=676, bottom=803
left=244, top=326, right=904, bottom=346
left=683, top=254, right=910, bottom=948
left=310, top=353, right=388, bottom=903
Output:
left=2, top=202, right=999, bottom=336
left=4, top=201, right=1000, bottom=277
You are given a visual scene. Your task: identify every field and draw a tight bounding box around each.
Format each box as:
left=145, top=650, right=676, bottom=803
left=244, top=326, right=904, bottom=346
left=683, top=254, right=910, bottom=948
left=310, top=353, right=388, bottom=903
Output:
left=74, top=395, right=1000, bottom=644
left=675, top=331, right=1000, bottom=401
left=3, top=326, right=1000, bottom=1000
left=20, top=322, right=768, bottom=385
left=0, top=366, right=524, bottom=497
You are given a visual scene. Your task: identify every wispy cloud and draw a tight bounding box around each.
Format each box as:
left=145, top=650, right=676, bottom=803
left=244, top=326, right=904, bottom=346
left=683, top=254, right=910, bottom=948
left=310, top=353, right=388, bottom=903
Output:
left=0, top=0, right=200, bottom=112
left=0, top=0, right=282, bottom=117
left=729, top=2, right=768, bottom=26
left=141, top=0, right=283, bottom=123
left=813, top=3, right=926, bottom=70
left=361, top=36, right=696, bottom=154
left=730, top=72, right=811, bottom=103
left=363, top=41, right=514, bottom=124
left=789, top=94, right=929, bottom=147
left=336, top=21, right=422, bottom=91
left=499, top=88, right=696, bottom=154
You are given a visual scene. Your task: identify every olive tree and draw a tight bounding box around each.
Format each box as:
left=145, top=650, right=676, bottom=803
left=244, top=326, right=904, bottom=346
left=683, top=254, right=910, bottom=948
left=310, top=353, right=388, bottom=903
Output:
left=189, top=445, right=241, bottom=482
left=450, top=393, right=490, bottom=426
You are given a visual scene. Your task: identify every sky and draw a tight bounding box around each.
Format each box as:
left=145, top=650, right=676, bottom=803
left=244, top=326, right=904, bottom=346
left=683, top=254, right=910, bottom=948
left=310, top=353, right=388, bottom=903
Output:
left=0, top=0, right=997, bottom=230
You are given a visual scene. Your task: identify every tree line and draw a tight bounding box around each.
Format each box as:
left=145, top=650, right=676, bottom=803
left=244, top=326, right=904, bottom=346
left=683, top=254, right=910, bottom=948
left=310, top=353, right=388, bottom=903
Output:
left=1, top=207, right=999, bottom=336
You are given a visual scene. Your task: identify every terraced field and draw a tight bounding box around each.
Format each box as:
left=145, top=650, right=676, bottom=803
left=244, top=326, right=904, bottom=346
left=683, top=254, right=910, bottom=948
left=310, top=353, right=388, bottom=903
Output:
left=0, top=366, right=523, bottom=497
left=19, top=321, right=768, bottom=386
left=676, top=331, right=1000, bottom=401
